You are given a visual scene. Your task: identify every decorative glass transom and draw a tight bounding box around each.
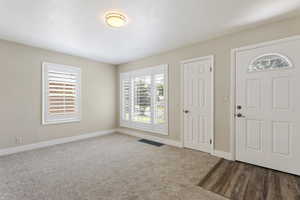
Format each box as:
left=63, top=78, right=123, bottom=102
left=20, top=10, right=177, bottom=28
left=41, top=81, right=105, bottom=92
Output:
left=248, top=53, right=292, bottom=72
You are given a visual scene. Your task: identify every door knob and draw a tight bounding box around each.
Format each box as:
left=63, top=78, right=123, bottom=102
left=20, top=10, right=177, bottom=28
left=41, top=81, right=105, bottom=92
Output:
left=184, top=110, right=189, bottom=114
left=235, top=113, right=245, bottom=118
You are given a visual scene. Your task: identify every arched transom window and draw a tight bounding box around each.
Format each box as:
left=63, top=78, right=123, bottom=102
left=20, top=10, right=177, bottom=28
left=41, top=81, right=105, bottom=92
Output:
left=248, top=53, right=293, bottom=72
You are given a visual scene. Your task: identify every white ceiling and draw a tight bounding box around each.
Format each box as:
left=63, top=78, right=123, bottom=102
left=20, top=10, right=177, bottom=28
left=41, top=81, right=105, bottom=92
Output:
left=0, top=0, right=300, bottom=64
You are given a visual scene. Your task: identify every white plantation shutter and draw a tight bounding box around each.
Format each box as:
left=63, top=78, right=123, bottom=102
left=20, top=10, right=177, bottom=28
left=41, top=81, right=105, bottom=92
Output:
left=154, top=73, right=166, bottom=124
left=120, top=73, right=131, bottom=123
left=132, top=75, right=152, bottom=124
left=48, top=71, right=77, bottom=114
left=151, top=65, right=168, bottom=133
left=120, top=65, right=168, bottom=134
left=43, top=63, right=81, bottom=124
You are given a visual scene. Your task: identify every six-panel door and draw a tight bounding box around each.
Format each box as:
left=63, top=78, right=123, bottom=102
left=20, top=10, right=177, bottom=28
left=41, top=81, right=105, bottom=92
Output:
left=183, top=57, right=213, bottom=153
left=235, top=38, right=300, bottom=175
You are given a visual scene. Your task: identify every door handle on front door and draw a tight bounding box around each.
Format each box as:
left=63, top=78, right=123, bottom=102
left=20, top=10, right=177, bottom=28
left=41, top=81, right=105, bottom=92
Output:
left=183, top=110, right=189, bottom=114
left=235, top=113, right=246, bottom=118
left=237, top=105, right=242, bottom=110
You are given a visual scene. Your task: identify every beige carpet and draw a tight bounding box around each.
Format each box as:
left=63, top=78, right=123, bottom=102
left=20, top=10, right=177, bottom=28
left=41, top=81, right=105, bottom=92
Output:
left=0, top=133, right=227, bottom=200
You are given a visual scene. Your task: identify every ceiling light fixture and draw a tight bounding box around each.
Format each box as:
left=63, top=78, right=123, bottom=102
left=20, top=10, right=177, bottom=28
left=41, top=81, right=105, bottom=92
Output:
left=105, top=12, right=127, bottom=28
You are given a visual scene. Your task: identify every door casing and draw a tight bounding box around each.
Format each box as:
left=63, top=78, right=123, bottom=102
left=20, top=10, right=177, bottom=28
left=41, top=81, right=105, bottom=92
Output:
left=230, top=35, right=300, bottom=161
left=180, top=55, right=214, bottom=154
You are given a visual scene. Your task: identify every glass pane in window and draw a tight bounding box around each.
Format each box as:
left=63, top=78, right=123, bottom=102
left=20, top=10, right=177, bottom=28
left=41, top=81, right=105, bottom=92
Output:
left=122, top=79, right=130, bottom=121
left=154, top=74, right=165, bottom=124
left=249, top=54, right=292, bottom=72
left=132, top=76, right=152, bottom=124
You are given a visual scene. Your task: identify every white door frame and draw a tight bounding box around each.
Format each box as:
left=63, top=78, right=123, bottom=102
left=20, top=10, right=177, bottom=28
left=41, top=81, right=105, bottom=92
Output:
left=180, top=55, right=214, bottom=154
left=230, top=35, right=300, bottom=161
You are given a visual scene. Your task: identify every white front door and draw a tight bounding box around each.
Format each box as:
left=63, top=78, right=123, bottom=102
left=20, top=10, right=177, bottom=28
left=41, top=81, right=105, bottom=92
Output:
left=235, top=36, right=300, bottom=175
left=182, top=56, right=213, bottom=153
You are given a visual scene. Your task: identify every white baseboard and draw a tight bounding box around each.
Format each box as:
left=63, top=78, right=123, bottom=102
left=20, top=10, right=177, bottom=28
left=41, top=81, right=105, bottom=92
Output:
left=212, top=150, right=233, bottom=160
left=0, top=129, right=116, bottom=157
left=117, top=128, right=234, bottom=160
left=116, top=128, right=183, bottom=148
left=1, top=128, right=233, bottom=160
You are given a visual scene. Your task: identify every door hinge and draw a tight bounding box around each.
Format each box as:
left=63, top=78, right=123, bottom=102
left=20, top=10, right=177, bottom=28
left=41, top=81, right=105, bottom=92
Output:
left=209, top=139, right=212, bottom=145
left=209, top=67, right=212, bottom=72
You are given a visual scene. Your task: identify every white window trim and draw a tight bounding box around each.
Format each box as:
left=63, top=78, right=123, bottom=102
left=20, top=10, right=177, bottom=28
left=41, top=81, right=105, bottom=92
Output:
left=42, top=62, right=81, bottom=125
left=120, top=64, right=169, bottom=135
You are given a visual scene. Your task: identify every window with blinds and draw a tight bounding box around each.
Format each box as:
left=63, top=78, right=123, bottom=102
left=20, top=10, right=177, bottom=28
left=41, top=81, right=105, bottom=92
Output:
left=43, top=62, right=81, bottom=124
left=154, top=74, right=165, bottom=124
left=121, top=77, right=131, bottom=121
left=120, top=65, right=168, bottom=135
left=132, top=75, right=152, bottom=124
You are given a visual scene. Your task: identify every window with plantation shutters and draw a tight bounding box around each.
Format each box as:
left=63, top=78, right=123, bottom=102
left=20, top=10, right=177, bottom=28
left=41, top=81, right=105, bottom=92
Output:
left=43, top=62, right=81, bottom=124
left=120, top=65, right=168, bottom=135
left=154, top=73, right=166, bottom=125
left=120, top=73, right=131, bottom=122
left=132, top=75, right=152, bottom=124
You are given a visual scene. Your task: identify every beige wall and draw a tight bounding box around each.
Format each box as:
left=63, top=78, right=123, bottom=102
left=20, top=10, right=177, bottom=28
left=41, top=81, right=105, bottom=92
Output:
left=1, top=16, right=299, bottom=152
left=0, top=40, right=117, bottom=149
left=118, top=16, right=300, bottom=153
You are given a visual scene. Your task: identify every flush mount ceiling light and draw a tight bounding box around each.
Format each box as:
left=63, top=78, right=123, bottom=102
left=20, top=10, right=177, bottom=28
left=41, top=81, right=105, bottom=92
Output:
left=105, top=12, right=127, bottom=28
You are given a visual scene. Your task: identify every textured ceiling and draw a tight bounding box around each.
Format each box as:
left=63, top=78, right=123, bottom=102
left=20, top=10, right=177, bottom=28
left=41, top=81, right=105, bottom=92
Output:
left=0, top=0, right=299, bottom=64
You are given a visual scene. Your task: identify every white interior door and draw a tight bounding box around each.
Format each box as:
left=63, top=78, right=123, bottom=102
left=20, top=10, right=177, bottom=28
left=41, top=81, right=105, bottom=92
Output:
left=182, top=56, right=213, bottom=153
left=235, top=37, right=300, bottom=175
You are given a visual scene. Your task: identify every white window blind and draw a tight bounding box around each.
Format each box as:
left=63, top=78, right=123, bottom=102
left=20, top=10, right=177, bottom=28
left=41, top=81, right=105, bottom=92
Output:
left=154, top=73, right=166, bottom=125
left=120, top=65, right=168, bottom=135
left=43, top=62, right=81, bottom=124
left=133, top=75, right=152, bottom=124
left=121, top=75, right=131, bottom=121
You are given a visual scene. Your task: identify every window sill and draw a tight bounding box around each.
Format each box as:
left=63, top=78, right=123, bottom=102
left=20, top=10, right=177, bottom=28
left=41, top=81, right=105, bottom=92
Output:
left=42, top=118, right=81, bottom=125
left=120, top=123, right=168, bottom=136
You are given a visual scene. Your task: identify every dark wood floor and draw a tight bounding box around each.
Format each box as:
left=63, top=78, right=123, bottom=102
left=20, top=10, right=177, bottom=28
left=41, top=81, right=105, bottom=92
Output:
left=199, top=159, right=300, bottom=200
